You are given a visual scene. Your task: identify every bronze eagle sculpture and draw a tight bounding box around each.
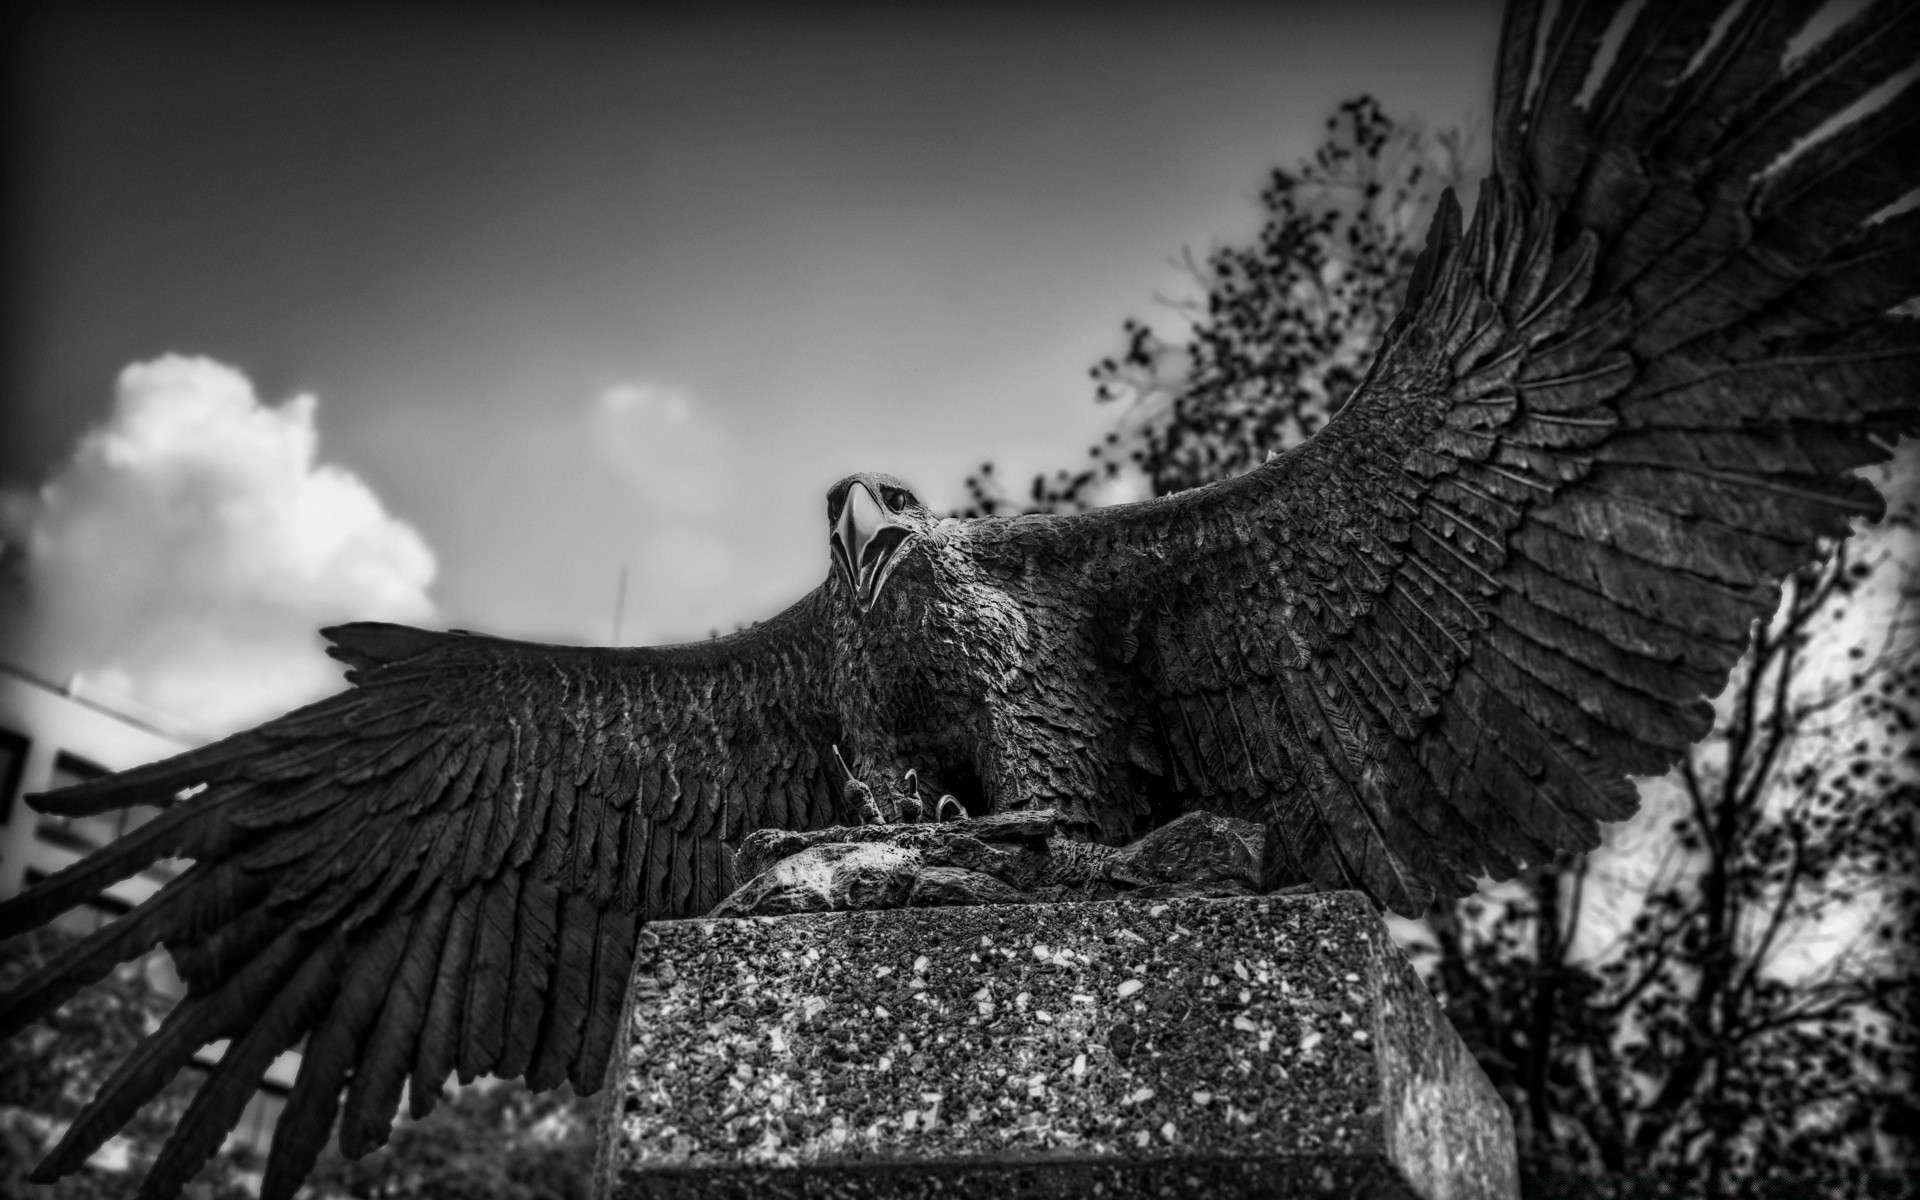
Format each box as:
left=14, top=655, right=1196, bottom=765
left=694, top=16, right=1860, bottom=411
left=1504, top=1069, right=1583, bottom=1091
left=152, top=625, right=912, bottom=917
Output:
left=4, top=0, right=1918, bottom=1195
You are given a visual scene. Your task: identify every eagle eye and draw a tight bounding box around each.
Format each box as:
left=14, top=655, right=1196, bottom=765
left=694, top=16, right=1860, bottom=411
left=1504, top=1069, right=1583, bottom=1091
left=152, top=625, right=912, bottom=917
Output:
left=886, top=489, right=908, bottom=513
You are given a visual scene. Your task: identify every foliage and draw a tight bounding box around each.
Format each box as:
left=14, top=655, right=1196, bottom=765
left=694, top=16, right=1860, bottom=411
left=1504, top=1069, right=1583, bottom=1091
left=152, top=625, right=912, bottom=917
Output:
left=958, top=96, right=1470, bottom=517
left=0, top=928, right=598, bottom=1200
left=0, top=929, right=256, bottom=1200
left=303, top=1078, right=597, bottom=1200
left=983, top=93, right=1920, bottom=1195
left=1423, top=530, right=1920, bottom=1197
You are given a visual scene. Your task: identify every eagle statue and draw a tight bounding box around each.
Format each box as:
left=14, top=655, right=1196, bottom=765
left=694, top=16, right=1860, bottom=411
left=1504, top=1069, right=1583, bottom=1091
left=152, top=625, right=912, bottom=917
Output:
left=4, top=0, right=1918, bottom=1195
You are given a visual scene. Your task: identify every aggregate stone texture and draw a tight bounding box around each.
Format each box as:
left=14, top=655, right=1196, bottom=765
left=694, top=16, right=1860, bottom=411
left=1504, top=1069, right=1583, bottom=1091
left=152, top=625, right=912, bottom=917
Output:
left=596, top=891, right=1517, bottom=1199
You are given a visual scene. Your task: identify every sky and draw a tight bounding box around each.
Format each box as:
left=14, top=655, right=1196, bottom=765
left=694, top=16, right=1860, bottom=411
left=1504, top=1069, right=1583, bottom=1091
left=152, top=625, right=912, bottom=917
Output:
left=0, top=0, right=1913, bottom=991
left=0, top=0, right=1506, bottom=732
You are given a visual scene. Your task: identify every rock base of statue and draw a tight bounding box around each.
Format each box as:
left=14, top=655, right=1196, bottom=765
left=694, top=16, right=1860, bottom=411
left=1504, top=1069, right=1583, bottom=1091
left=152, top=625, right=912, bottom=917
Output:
left=594, top=891, right=1516, bottom=1199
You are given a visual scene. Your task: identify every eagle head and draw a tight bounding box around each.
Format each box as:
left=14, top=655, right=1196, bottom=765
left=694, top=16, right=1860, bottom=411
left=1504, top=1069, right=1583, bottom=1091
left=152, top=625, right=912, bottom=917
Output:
left=827, top=472, right=929, bottom=614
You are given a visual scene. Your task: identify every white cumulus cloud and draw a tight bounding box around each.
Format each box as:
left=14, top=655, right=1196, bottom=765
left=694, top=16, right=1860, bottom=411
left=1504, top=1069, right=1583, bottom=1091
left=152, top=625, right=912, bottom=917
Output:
left=0, top=355, right=437, bottom=736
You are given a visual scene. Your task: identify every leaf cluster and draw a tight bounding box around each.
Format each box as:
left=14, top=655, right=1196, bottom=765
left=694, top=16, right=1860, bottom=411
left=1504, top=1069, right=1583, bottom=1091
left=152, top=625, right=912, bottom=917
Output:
left=1424, top=542, right=1920, bottom=1196
left=302, top=1078, right=595, bottom=1200
left=958, top=96, right=1469, bottom=516
left=0, top=929, right=255, bottom=1200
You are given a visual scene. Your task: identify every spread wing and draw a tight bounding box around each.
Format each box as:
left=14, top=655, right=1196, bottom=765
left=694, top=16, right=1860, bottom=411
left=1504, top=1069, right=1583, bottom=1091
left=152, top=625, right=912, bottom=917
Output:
left=1005, top=0, right=1920, bottom=914
left=0, top=591, right=845, bottom=1198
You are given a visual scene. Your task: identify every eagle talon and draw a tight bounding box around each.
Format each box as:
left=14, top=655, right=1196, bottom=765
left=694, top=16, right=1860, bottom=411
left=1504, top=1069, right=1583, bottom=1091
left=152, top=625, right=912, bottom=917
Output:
left=833, top=745, right=886, bottom=826
left=896, top=770, right=924, bottom=824
left=847, top=778, right=884, bottom=826
left=936, top=795, right=967, bottom=822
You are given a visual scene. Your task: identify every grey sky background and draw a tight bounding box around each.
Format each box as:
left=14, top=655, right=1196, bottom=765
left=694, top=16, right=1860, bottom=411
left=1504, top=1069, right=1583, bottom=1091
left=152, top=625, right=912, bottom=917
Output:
left=2, top=0, right=1912, bottom=981
left=7, top=0, right=1508, bottom=731
left=7, top=1, right=1500, bottom=628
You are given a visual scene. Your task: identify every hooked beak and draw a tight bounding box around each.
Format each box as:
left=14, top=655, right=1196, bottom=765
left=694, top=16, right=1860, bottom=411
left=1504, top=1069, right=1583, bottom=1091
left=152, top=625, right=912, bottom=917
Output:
left=831, top=481, right=912, bottom=613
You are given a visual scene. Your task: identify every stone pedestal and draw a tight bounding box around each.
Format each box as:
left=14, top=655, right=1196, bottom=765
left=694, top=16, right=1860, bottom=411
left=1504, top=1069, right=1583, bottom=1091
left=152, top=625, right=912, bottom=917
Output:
left=596, top=892, right=1516, bottom=1199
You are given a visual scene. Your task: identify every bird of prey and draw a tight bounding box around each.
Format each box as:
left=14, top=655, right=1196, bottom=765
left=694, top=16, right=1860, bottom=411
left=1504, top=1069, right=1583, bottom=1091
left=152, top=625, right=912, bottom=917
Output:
left=4, top=1, right=1918, bottom=1196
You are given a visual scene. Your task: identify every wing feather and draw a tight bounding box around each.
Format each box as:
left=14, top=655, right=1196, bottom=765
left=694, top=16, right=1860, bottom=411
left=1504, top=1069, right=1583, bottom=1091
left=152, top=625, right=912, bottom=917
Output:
left=572, top=906, right=638, bottom=1094
left=137, top=933, right=351, bottom=1200
left=527, top=892, right=598, bottom=1093
left=986, top=0, right=1917, bottom=914
left=413, top=883, right=482, bottom=1103
left=33, top=926, right=313, bottom=1181
left=0, top=590, right=845, bottom=1197
left=498, top=872, right=562, bottom=1082
left=262, top=908, right=417, bottom=1200
left=339, top=882, right=455, bottom=1154
left=0, top=863, right=255, bottom=1040
left=457, top=870, right=522, bottom=1082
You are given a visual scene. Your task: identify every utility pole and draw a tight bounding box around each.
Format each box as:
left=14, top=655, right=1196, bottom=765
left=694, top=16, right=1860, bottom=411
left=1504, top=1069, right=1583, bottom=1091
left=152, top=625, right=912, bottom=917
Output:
left=611, top=564, right=629, bottom=646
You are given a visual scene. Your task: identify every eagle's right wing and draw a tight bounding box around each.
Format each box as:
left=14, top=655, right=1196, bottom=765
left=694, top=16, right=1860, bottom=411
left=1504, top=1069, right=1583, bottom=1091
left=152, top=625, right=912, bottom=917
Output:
left=998, top=0, right=1919, bottom=915
left=0, top=591, right=847, bottom=1199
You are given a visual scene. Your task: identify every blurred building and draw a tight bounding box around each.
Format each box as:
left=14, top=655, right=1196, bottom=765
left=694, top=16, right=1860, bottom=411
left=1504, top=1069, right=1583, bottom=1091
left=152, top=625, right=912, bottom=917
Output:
left=0, top=662, right=295, bottom=1160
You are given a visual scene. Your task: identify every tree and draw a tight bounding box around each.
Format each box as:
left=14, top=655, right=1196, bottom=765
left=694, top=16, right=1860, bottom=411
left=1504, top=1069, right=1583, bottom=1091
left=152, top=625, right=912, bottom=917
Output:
left=0, top=928, right=598, bottom=1200
left=987, top=94, right=1920, bottom=1195
left=0, top=929, right=255, bottom=1200
left=959, top=96, right=1470, bottom=517
left=302, top=1079, right=596, bottom=1200
left=1421, top=524, right=1919, bottom=1196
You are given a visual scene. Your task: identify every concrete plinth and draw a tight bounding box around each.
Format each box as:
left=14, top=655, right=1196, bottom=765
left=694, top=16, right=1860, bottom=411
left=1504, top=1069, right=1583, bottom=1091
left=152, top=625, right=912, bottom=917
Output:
left=596, top=893, right=1516, bottom=1199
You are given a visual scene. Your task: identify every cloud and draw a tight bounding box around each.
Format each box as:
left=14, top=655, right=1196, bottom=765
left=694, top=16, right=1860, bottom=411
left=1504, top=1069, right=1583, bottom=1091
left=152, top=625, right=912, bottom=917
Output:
left=586, top=382, right=751, bottom=643
left=591, top=382, right=730, bottom=517
left=0, top=355, right=437, bottom=736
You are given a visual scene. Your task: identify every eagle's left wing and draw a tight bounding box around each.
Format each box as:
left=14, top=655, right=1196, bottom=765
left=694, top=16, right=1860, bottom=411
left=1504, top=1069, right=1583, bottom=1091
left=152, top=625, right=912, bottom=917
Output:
left=0, top=596, right=846, bottom=1199
left=1004, top=0, right=1920, bottom=915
